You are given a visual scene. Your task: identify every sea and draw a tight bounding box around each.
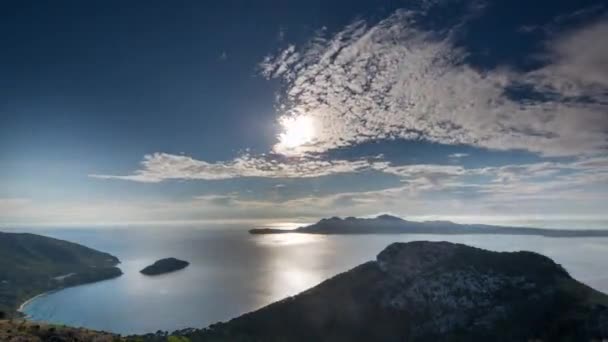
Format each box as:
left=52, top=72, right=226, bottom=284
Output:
left=11, top=223, right=608, bottom=335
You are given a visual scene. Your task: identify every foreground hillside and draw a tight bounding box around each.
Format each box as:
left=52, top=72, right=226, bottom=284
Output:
left=0, top=319, right=192, bottom=342
left=0, top=231, right=122, bottom=318
left=175, top=241, right=608, bottom=341
left=0, top=319, right=121, bottom=342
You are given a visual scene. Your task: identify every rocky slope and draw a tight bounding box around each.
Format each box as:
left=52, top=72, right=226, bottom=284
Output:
left=176, top=241, right=608, bottom=341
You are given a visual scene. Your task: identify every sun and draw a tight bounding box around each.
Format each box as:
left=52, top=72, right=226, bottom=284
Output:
left=277, top=115, right=315, bottom=149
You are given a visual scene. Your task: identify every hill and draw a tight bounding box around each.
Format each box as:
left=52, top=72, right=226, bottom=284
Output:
left=0, top=231, right=122, bottom=318
left=175, top=241, right=608, bottom=341
left=250, top=214, right=608, bottom=237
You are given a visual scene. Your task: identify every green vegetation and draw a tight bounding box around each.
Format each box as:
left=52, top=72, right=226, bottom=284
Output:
left=168, top=336, right=191, bottom=342
left=0, top=321, right=196, bottom=342
left=0, top=231, right=122, bottom=317
left=0, top=319, right=122, bottom=341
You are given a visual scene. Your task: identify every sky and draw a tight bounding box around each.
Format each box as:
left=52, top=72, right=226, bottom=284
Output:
left=1, top=0, right=607, bottom=227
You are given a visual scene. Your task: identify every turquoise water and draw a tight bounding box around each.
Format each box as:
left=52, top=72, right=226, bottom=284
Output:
left=17, top=226, right=608, bottom=334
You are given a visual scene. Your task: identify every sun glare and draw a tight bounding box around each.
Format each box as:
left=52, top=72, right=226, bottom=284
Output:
left=278, top=115, right=315, bottom=149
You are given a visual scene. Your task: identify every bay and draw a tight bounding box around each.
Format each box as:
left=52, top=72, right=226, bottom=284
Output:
left=19, top=225, right=608, bottom=335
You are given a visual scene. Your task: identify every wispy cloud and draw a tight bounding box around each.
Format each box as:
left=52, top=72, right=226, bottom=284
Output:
left=11, top=155, right=608, bottom=226
left=448, top=153, right=469, bottom=159
left=90, top=152, right=388, bottom=182
left=90, top=150, right=608, bottom=199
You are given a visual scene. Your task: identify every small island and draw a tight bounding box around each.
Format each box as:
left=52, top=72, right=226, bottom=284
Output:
left=140, top=257, right=189, bottom=276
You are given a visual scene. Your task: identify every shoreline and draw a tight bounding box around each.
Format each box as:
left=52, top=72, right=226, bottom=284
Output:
left=16, top=268, right=123, bottom=317
left=17, top=290, right=55, bottom=314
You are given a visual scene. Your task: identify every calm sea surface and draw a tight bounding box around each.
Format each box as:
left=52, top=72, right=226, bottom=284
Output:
left=14, top=226, right=608, bottom=334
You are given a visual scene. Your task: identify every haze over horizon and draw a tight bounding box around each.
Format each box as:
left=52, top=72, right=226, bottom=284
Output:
left=2, top=0, right=608, bottom=227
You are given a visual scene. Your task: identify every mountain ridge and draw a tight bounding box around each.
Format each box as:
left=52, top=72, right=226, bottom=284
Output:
left=250, top=215, right=608, bottom=237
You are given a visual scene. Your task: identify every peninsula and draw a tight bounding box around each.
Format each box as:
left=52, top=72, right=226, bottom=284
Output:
left=0, top=231, right=122, bottom=318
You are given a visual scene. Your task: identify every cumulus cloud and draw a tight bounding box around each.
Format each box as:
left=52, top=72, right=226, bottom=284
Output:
left=261, top=9, right=608, bottom=157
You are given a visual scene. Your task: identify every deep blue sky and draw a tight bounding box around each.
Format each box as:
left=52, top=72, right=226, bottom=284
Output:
left=1, top=0, right=607, bottom=226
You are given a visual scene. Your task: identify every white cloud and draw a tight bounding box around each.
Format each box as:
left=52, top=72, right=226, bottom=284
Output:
left=82, top=5, right=608, bottom=226
left=526, top=17, right=608, bottom=99
left=90, top=152, right=388, bottom=182
left=10, top=156, right=608, bottom=226
left=449, top=153, right=469, bottom=159
left=261, top=9, right=608, bottom=157
left=93, top=6, right=608, bottom=185
left=0, top=198, right=31, bottom=214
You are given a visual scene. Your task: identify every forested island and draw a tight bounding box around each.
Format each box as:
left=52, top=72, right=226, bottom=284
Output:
left=250, top=214, right=608, bottom=237
left=140, top=258, right=190, bottom=276
left=0, top=231, right=122, bottom=318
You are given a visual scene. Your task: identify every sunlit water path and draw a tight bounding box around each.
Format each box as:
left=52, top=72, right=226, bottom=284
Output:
left=15, top=226, right=608, bottom=334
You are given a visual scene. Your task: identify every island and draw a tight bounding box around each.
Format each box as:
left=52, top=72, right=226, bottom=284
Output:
left=140, top=257, right=189, bottom=276
left=250, top=214, right=608, bottom=237
left=0, top=231, right=122, bottom=318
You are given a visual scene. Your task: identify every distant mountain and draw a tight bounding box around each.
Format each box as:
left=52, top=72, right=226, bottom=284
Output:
left=174, top=241, right=608, bottom=341
left=0, top=231, right=122, bottom=317
left=140, top=257, right=189, bottom=276
left=250, top=215, right=608, bottom=237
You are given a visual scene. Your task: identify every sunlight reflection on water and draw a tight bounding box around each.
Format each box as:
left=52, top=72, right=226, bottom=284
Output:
left=252, top=232, right=326, bottom=246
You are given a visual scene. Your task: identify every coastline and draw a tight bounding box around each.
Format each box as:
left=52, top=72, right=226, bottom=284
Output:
left=16, top=268, right=122, bottom=316
left=17, top=291, right=54, bottom=314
